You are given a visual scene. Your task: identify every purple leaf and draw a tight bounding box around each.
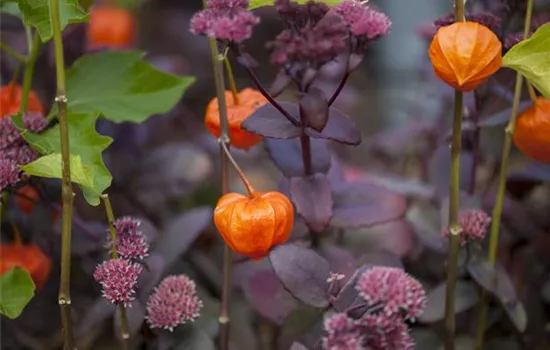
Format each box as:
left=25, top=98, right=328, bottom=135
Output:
left=306, top=107, right=361, bottom=145
left=277, top=306, right=325, bottom=350
left=418, top=281, right=479, bottom=323
left=330, top=182, right=407, bottom=229
left=300, top=87, right=329, bottom=132
left=289, top=174, right=333, bottom=232
left=467, top=259, right=517, bottom=306
left=290, top=342, right=309, bottom=350
left=269, top=244, right=330, bottom=308
left=365, top=174, right=436, bottom=200
left=241, top=268, right=299, bottom=325
left=357, top=250, right=403, bottom=269
left=242, top=103, right=302, bottom=139
left=265, top=138, right=331, bottom=177
left=76, top=299, right=116, bottom=338
left=507, top=162, right=550, bottom=196
left=319, top=244, right=357, bottom=285
left=332, top=264, right=371, bottom=312
left=114, top=300, right=145, bottom=341
left=137, top=254, right=165, bottom=300
left=153, top=207, right=212, bottom=267
left=478, top=100, right=532, bottom=127
left=270, top=70, right=292, bottom=97
left=369, top=121, right=436, bottom=157
left=428, top=146, right=473, bottom=197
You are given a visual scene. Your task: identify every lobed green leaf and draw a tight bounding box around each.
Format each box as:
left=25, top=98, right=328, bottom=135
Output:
left=0, top=267, right=35, bottom=319
left=65, top=51, right=196, bottom=123
left=503, top=23, right=550, bottom=99
left=249, top=0, right=345, bottom=10
left=17, top=0, right=88, bottom=42
left=19, top=112, right=113, bottom=206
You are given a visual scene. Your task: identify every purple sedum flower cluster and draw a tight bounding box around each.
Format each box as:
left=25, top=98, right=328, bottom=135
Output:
left=442, top=209, right=491, bottom=245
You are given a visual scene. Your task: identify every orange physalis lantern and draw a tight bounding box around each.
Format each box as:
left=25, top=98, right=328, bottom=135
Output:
left=513, top=97, right=550, bottom=164
left=0, top=244, right=52, bottom=290
left=0, top=83, right=44, bottom=118
left=429, top=22, right=502, bottom=92
left=87, top=4, right=136, bottom=49
left=205, top=88, right=267, bottom=150
left=213, top=191, right=294, bottom=259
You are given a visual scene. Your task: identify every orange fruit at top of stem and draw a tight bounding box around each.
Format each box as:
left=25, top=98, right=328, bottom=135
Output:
left=17, top=185, right=39, bottom=214
left=205, top=88, right=268, bottom=150
left=87, top=4, right=136, bottom=49
left=213, top=191, right=294, bottom=260
left=513, top=97, right=550, bottom=164
left=0, top=83, right=44, bottom=118
left=0, top=243, right=52, bottom=290
left=429, top=21, right=502, bottom=92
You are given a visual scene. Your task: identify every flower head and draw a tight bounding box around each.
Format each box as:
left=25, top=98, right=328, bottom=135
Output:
left=442, top=209, right=491, bottom=244
left=111, top=216, right=149, bottom=260
left=0, top=158, right=21, bottom=192
left=355, top=267, right=426, bottom=320
left=146, top=275, right=203, bottom=331
left=504, top=31, right=523, bottom=49
left=93, top=258, right=142, bottom=306
left=268, top=11, right=348, bottom=66
left=321, top=312, right=414, bottom=350
left=434, top=12, right=502, bottom=32
left=190, top=0, right=259, bottom=43
left=1, top=114, right=46, bottom=166
left=333, top=1, right=391, bottom=51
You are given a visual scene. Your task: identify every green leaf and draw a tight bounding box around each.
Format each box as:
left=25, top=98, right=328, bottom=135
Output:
left=0, top=267, right=35, bottom=319
left=17, top=0, right=88, bottom=42
left=19, top=112, right=113, bottom=206
left=65, top=51, right=196, bottom=123
left=249, top=0, right=344, bottom=9
left=1, top=1, right=21, bottom=17
left=503, top=23, right=550, bottom=99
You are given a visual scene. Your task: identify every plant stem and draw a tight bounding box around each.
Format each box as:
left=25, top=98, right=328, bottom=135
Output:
left=51, top=0, right=74, bottom=345
left=299, top=134, right=312, bottom=176
left=0, top=41, right=27, bottom=63
left=328, top=72, right=349, bottom=106
left=204, top=23, right=232, bottom=350
left=220, top=141, right=255, bottom=195
left=232, top=47, right=300, bottom=127
left=101, top=194, right=130, bottom=350
left=526, top=81, right=537, bottom=102
left=444, top=90, right=463, bottom=350
left=19, top=31, right=40, bottom=114
left=475, top=1, right=533, bottom=348
left=469, top=93, right=481, bottom=195
left=224, top=57, right=239, bottom=105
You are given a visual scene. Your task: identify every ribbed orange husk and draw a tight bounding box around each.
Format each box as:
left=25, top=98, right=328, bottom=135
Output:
left=429, top=21, right=502, bottom=92
left=513, top=97, right=550, bottom=164
left=205, top=88, right=267, bottom=150
left=87, top=5, right=136, bottom=49
left=0, top=244, right=52, bottom=290
left=213, top=191, right=294, bottom=259
left=0, top=83, right=44, bottom=118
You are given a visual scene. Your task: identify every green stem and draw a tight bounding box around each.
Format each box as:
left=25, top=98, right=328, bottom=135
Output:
left=444, top=90, right=463, bottom=350
left=526, top=81, right=537, bottom=102
left=224, top=57, right=239, bottom=105
left=475, top=2, right=533, bottom=348
left=203, top=0, right=232, bottom=345
left=19, top=31, right=40, bottom=114
left=101, top=194, right=130, bottom=350
left=0, top=41, right=27, bottom=63
left=220, top=141, right=254, bottom=195
left=51, top=0, right=74, bottom=346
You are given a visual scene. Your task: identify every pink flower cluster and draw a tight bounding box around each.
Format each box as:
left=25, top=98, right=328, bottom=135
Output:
left=321, top=267, right=426, bottom=350
left=190, top=0, right=259, bottom=43
left=93, top=259, right=143, bottom=306
left=504, top=13, right=549, bottom=50
left=333, top=0, right=391, bottom=49
left=145, top=275, right=203, bottom=331
left=442, top=209, right=491, bottom=245
left=322, top=312, right=414, bottom=350
left=0, top=114, right=47, bottom=191
left=111, top=217, right=149, bottom=260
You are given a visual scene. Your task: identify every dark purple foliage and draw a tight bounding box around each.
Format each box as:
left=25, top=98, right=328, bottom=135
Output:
left=265, top=138, right=331, bottom=177
left=289, top=174, right=333, bottom=232
left=300, top=87, right=329, bottom=132
left=269, top=244, right=331, bottom=308
left=330, top=182, right=408, bottom=229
